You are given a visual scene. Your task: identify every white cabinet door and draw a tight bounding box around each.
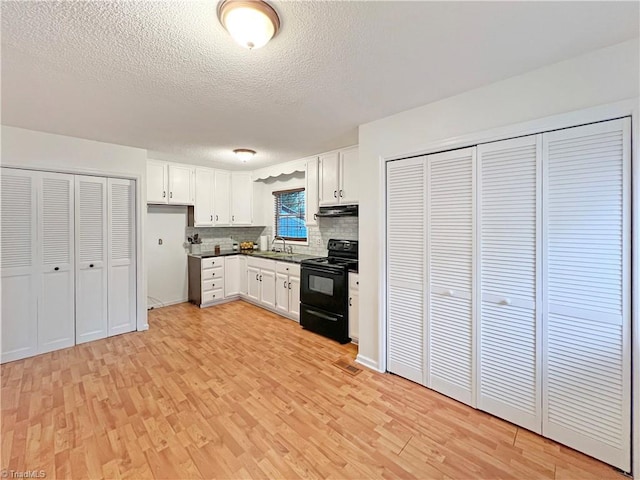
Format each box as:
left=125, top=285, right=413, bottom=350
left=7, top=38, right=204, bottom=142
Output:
left=231, top=172, right=253, bottom=225
left=305, top=157, right=319, bottom=226
left=147, top=160, right=168, bottom=204
left=214, top=170, right=231, bottom=225
left=289, top=275, right=300, bottom=321
left=225, top=256, right=240, bottom=297
left=194, top=168, right=214, bottom=227
left=1, top=169, right=38, bottom=363
left=319, top=152, right=340, bottom=206
left=339, top=146, right=359, bottom=204
left=386, top=157, right=427, bottom=385
left=168, top=164, right=193, bottom=204
left=427, top=147, right=475, bottom=406
left=275, top=272, right=289, bottom=314
left=542, top=118, right=630, bottom=471
left=75, top=176, right=108, bottom=345
left=260, top=269, right=276, bottom=309
left=247, top=266, right=260, bottom=301
left=239, top=256, right=248, bottom=295
left=477, top=135, right=541, bottom=432
left=349, top=291, right=359, bottom=341
left=38, top=172, right=75, bottom=354
left=108, top=178, right=136, bottom=337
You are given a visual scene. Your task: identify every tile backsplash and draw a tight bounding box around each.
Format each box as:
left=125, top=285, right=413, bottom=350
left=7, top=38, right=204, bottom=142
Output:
left=186, top=216, right=358, bottom=257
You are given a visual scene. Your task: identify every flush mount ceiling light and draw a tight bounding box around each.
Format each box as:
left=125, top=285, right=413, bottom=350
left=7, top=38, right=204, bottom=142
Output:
left=233, top=148, right=256, bottom=162
left=217, top=0, right=280, bottom=49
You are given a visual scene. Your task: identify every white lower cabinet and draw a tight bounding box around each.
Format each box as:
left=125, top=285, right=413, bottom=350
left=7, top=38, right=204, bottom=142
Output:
left=1, top=168, right=137, bottom=364
left=246, top=257, right=277, bottom=310
left=348, top=273, right=359, bottom=342
left=385, top=118, right=631, bottom=471
left=225, top=255, right=241, bottom=297
left=275, top=262, right=301, bottom=321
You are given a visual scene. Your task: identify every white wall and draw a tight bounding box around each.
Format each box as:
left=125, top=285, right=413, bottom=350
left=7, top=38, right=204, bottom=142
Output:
left=1, top=125, right=149, bottom=330
left=357, top=39, right=640, bottom=370
left=146, top=205, right=189, bottom=307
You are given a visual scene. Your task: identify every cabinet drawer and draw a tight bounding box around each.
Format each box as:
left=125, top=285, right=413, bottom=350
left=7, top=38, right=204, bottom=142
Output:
left=276, top=262, right=300, bottom=276
left=349, top=273, right=359, bottom=292
left=202, top=267, right=224, bottom=280
left=202, top=278, right=224, bottom=293
left=201, top=288, right=224, bottom=304
left=247, top=257, right=276, bottom=271
left=202, top=258, right=223, bottom=270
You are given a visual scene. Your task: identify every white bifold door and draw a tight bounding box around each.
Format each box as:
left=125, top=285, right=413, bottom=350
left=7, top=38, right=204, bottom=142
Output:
left=542, top=119, right=630, bottom=470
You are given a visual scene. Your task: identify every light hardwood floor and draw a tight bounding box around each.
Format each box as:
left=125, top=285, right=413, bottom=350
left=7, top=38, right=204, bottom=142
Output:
left=1, top=301, right=626, bottom=479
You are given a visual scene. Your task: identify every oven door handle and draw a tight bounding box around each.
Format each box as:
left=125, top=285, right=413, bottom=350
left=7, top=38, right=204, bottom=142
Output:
left=304, top=308, right=338, bottom=322
left=302, top=265, right=343, bottom=276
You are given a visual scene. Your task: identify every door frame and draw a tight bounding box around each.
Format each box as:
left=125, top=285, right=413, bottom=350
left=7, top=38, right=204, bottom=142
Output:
left=0, top=164, right=147, bottom=333
left=375, top=97, right=639, bottom=477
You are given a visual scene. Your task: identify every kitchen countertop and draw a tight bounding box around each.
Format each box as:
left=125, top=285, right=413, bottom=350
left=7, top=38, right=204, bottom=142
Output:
left=188, top=249, right=319, bottom=264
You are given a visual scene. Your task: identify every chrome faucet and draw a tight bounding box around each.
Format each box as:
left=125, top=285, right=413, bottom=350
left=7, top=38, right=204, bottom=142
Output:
left=271, top=236, right=287, bottom=253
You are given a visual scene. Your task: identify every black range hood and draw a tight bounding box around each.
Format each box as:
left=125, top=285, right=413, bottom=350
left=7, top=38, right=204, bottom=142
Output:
left=315, top=205, right=358, bottom=218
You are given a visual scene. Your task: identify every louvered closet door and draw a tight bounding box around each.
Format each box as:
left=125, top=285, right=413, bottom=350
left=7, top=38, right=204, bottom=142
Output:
left=477, top=135, right=541, bottom=432
left=542, top=118, right=630, bottom=471
left=75, top=176, right=108, bottom=344
left=386, top=157, right=427, bottom=385
left=38, top=172, right=75, bottom=354
left=427, top=147, right=475, bottom=406
left=1, top=169, right=38, bottom=363
left=108, top=178, right=136, bottom=336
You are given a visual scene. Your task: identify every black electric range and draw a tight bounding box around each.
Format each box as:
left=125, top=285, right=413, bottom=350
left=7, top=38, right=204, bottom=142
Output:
left=299, top=239, right=358, bottom=344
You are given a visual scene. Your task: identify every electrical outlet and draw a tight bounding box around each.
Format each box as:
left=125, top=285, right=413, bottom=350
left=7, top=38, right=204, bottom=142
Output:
left=316, top=238, right=322, bottom=246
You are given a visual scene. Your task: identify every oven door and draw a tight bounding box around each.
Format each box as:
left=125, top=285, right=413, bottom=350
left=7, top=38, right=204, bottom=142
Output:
left=300, top=264, right=346, bottom=314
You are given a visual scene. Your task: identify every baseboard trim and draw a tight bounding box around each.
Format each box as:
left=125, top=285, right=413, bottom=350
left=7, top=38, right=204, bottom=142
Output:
left=239, top=296, right=299, bottom=323
left=148, top=298, right=188, bottom=309
left=356, top=354, right=384, bottom=373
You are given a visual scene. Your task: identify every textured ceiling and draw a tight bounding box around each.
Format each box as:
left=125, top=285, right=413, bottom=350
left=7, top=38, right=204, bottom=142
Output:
left=2, top=1, right=638, bottom=170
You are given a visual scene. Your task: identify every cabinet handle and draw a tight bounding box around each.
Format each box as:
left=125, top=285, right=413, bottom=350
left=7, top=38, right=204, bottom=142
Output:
left=163, top=191, right=166, bottom=198
left=210, top=214, right=213, bottom=221
left=259, top=275, right=262, bottom=282
left=284, top=280, right=287, bottom=289
left=170, top=192, right=173, bottom=199
left=349, top=297, right=352, bottom=307
left=334, top=190, right=337, bottom=198
left=313, top=213, right=317, bottom=220
left=54, top=267, right=59, bottom=271
left=215, top=215, right=218, bottom=221
left=356, top=281, right=359, bottom=286
left=89, top=264, right=94, bottom=268
left=232, top=215, right=235, bottom=222
left=213, top=283, right=215, bottom=287
left=340, top=189, right=343, bottom=197
left=256, top=273, right=259, bottom=281
left=212, top=294, right=216, bottom=299
left=288, top=282, right=291, bottom=290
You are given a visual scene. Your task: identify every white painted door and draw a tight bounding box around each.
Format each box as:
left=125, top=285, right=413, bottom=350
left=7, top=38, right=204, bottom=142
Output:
left=477, top=135, right=541, bottom=432
left=305, top=157, right=319, bottom=226
left=319, top=152, right=340, bottom=206
left=349, top=291, right=359, bottom=341
left=224, top=255, right=240, bottom=297
left=1, top=169, right=38, bottom=363
left=75, top=175, right=109, bottom=345
left=231, top=172, right=253, bottom=225
left=38, top=172, right=76, bottom=354
left=260, top=269, right=276, bottom=309
left=194, top=168, right=214, bottom=226
left=108, top=178, right=136, bottom=337
left=289, top=275, right=300, bottom=321
left=275, top=272, right=289, bottom=314
left=168, top=164, right=193, bottom=204
left=239, top=256, right=248, bottom=295
left=214, top=170, right=231, bottom=225
left=386, top=157, right=427, bottom=385
left=247, top=266, right=260, bottom=301
left=339, top=146, right=359, bottom=204
left=542, top=118, right=630, bottom=471
left=427, top=147, right=475, bottom=406
left=147, top=160, right=168, bottom=204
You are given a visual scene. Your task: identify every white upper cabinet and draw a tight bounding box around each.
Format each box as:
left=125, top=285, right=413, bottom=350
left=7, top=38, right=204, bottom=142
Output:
left=339, top=146, right=359, bottom=205
left=168, top=164, right=194, bottom=204
left=305, top=156, right=319, bottom=225
left=147, top=160, right=194, bottom=205
left=231, top=172, right=253, bottom=225
left=214, top=170, right=231, bottom=225
left=147, top=160, right=168, bottom=203
left=194, top=168, right=215, bottom=227
left=319, top=152, right=340, bottom=206
left=319, top=146, right=359, bottom=206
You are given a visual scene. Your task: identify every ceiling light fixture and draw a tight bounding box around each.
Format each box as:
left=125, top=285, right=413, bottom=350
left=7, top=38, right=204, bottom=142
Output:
left=217, top=0, right=280, bottom=50
left=233, top=148, right=256, bottom=162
